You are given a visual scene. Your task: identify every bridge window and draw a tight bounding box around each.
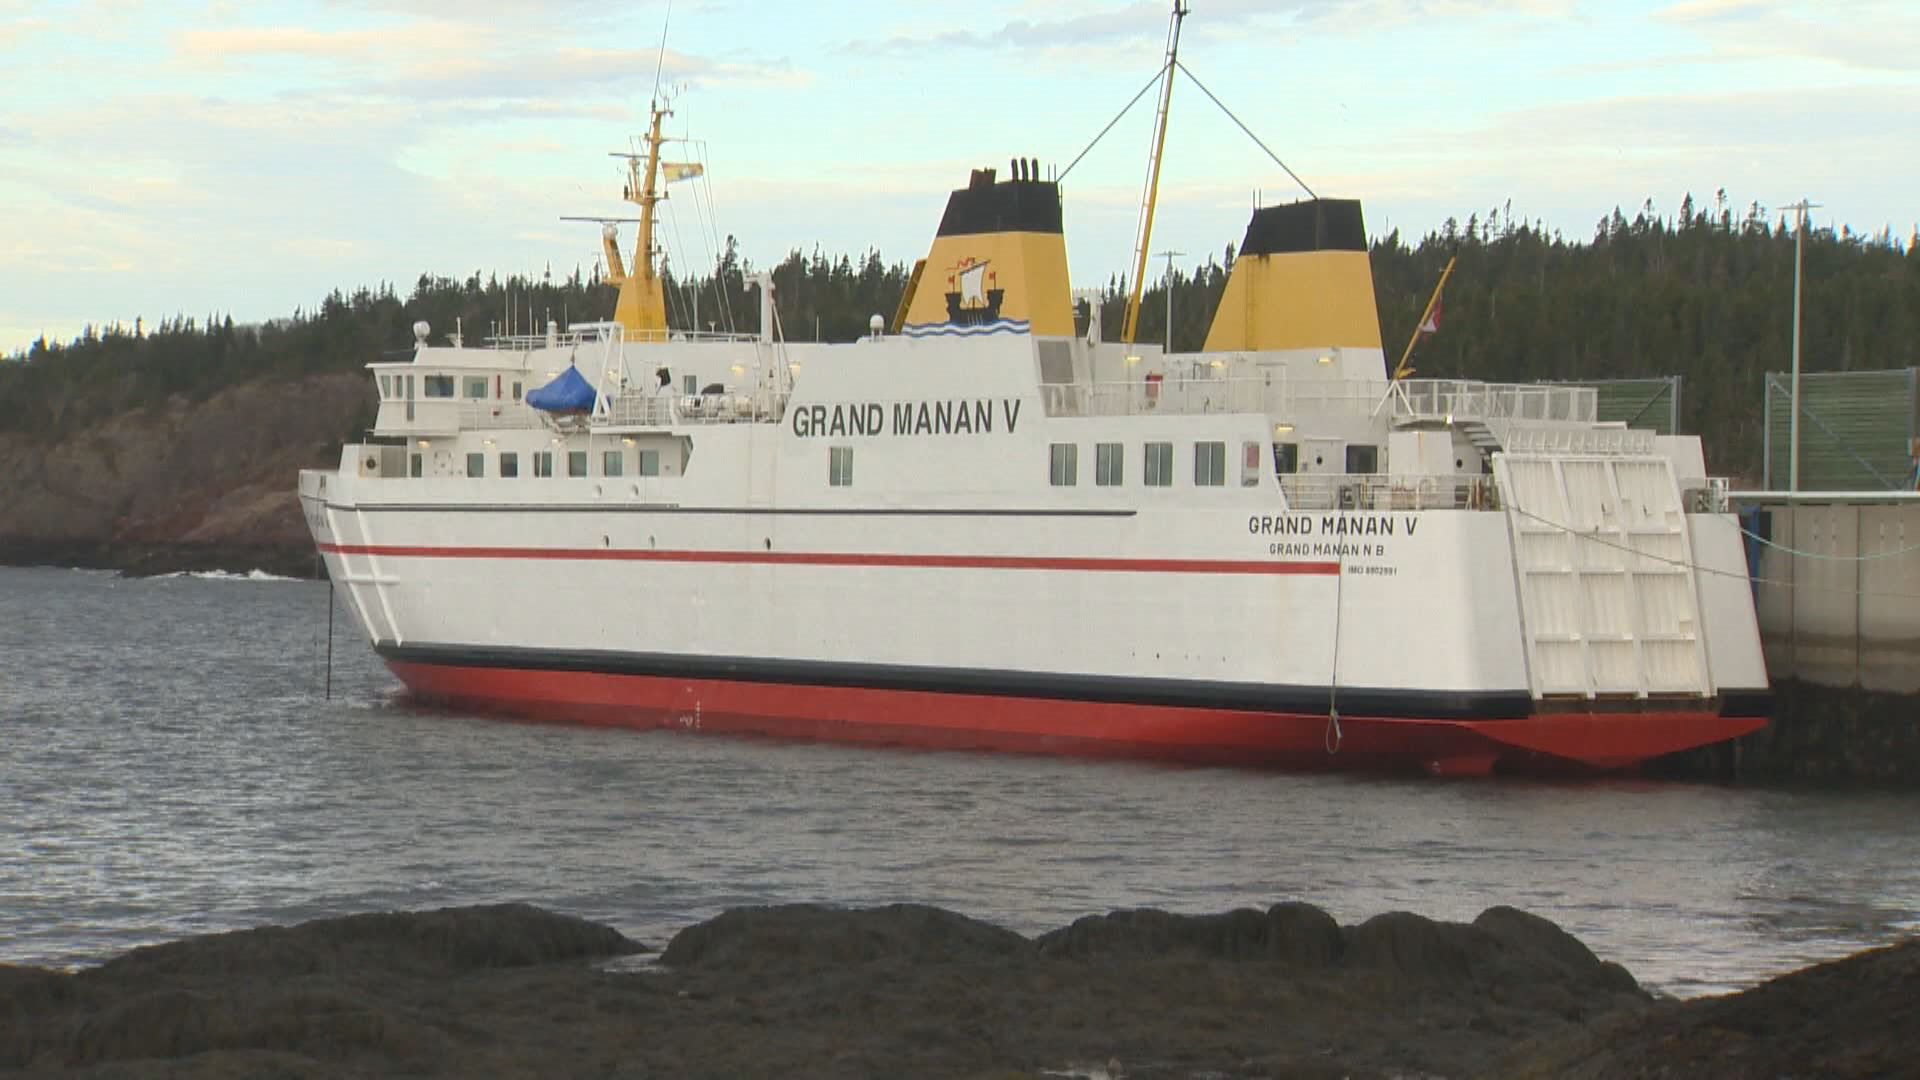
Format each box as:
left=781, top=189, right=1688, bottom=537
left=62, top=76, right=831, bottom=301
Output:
left=423, top=375, right=455, bottom=398
left=533, top=451, right=554, bottom=478
left=1144, top=442, right=1173, bottom=487
left=1096, top=442, right=1124, bottom=486
left=1049, top=443, right=1078, bottom=486
left=463, top=376, right=488, bottom=399
left=829, top=446, right=854, bottom=487
left=466, top=452, right=484, bottom=477
left=638, top=450, right=661, bottom=477
left=500, top=452, right=519, bottom=478
left=379, top=375, right=392, bottom=399
left=603, top=450, right=625, bottom=477
left=568, top=450, right=588, bottom=478
left=1194, top=441, right=1226, bottom=486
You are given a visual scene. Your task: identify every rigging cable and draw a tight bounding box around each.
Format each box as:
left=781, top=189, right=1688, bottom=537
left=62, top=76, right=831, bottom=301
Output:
left=1173, top=60, right=1316, bottom=200
left=686, top=139, right=738, bottom=334
left=1058, top=67, right=1167, bottom=182
left=1510, top=505, right=1920, bottom=602
left=1739, top=526, right=1920, bottom=563
left=1326, top=528, right=1345, bottom=755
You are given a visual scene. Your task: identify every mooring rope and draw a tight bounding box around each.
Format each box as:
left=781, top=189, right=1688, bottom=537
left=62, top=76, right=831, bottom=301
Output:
left=1511, top=506, right=1920, bottom=602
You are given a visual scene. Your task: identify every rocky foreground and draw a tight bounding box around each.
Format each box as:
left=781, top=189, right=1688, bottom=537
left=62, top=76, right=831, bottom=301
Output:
left=2, top=904, right=1911, bottom=1079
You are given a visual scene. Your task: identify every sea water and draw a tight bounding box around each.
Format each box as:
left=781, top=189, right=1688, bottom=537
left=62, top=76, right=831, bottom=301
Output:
left=2, top=564, right=1916, bottom=996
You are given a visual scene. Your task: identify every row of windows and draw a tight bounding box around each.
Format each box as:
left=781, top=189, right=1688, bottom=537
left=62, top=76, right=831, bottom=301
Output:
left=380, top=373, right=525, bottom=402
left=805, top=440, right=1386, bottom=490
left=412, top=449, right=664, bottom=479
left=1051, top=441, right=1230, bottom=488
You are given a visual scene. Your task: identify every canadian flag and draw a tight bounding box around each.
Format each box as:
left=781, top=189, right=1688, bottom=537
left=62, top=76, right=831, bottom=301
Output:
left=1419, top=294, right=1443, bottom=335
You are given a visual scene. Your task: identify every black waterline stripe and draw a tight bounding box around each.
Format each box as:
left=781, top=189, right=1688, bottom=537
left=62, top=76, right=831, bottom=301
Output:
left=378, top=642, right=1545, bottom=721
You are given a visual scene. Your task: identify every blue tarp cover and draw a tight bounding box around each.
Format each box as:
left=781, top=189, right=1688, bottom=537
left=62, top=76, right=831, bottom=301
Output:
left=526, top=366, right=596, bottom=412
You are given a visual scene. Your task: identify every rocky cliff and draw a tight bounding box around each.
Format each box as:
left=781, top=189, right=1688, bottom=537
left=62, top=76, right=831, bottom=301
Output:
left=0, top=374, right=373, bottom=577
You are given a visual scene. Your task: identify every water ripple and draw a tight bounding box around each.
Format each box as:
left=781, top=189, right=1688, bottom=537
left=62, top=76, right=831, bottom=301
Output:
left=2, top=566, right=1917, bottom=996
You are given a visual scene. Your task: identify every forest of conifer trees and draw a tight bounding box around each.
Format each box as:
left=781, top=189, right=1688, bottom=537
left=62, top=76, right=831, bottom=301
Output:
left=4, top=195, right=1916, bottom=480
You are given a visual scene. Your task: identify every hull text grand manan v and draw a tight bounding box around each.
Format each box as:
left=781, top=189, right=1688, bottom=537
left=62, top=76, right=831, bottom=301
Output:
left=299, top=12, right=1768, bottom=775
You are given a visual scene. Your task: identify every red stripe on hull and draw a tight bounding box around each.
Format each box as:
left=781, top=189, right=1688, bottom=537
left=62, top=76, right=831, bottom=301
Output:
left=318, top=543, right=1338, bottom=576
left=385, top=661, right=1765, bottom=776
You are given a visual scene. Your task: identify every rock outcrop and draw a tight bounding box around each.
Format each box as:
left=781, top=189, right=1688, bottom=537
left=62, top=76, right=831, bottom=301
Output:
left=3, top=901, right=1910, bottom=1078
left=0, top=373, right=371, bottom=577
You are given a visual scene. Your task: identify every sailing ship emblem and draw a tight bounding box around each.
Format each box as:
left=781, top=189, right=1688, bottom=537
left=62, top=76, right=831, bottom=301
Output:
left=943, top=257, right=1006, bottom=325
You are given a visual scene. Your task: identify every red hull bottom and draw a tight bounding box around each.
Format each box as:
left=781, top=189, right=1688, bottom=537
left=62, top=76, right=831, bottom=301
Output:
left=386, top=661, right=1766, bottom=777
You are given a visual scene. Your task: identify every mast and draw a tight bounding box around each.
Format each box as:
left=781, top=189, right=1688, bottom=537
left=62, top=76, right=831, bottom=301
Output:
left=1121, top=1, right=1189, bottom=347
left=611, top=102, right=672, bottom=339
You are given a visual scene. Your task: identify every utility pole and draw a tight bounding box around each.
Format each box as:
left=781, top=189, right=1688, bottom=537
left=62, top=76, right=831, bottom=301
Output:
left=1783, top=198, right=1821, bottom=492
left=1156, top=249, right=1185, bottom=353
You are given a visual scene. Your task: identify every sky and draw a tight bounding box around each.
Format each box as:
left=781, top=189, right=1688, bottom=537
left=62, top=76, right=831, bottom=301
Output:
left=1, top=0, right=1916, bottom=353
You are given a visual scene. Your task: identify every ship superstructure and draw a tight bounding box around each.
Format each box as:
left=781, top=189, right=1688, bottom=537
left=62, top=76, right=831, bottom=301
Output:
left=298, top=33, right=1767, bottom=775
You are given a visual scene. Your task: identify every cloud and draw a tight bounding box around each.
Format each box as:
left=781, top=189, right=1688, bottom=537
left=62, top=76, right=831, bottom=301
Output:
left=1654, top=0, right=1780, bottom=21
left=0, top=13, right=49, bottom=49
left=857, top=0, right=1573, bottom=54
left=175, top=25, right=397, bottom=63
left=167, top=21, right=802, bottom=102
left=1652, top=0, right=1920, bottom=72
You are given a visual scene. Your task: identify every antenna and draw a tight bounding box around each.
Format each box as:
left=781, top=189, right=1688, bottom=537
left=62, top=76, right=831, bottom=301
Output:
left=651, top=0, right=674, bottom=107
left=1155, top=249, right=1185, bottom=353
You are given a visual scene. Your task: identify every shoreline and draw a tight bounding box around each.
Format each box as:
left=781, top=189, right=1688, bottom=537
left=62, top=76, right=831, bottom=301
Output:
left=0, top=541, right=322, bottom=581
left=3, top=901, right=1909, bottom=1079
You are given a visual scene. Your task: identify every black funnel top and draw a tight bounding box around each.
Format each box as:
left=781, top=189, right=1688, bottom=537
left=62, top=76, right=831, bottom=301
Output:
left=1240, top=198, right=1367, bottom=256
left=936, top=178, right=1064, bottom=237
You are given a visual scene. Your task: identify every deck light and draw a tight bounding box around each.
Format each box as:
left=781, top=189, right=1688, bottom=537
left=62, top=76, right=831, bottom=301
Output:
left=1273, top=424, right=1294, bottom=435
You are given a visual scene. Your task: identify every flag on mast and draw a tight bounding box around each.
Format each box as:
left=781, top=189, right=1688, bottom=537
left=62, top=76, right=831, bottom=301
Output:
left=1419, top=294, right=1442, bottom=335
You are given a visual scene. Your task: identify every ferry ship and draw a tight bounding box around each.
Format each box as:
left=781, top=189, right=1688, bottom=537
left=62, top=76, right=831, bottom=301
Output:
left=298, top=16, right=1768, bottom=776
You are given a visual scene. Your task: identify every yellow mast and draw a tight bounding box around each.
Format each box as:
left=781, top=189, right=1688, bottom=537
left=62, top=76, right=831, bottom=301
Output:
left=1121, top=0, right=1189, bottom=347
left=1392, top=255, right=1455, bottom=381
left=611, top=103, right=671, bottom=340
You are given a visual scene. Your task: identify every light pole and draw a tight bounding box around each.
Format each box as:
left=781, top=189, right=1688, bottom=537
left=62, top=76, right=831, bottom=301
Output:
left=1783, top=198, right=1820, bottom=493
left=1156, top=249, right=1185, bottom=353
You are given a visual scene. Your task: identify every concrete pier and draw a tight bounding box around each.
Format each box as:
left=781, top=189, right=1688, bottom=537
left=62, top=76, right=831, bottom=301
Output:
left=1657, top=497, right=1920, bottom=784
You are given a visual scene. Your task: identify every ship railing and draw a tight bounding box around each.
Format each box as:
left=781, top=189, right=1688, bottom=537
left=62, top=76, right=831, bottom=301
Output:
left=1502, top=424, right=1656, bottom=455
left=1285, top=378, right=1394, bottom=417
left=1039, top=375, right=1399, bottom=419
left=1385, top=379, right=1597, bottom=425
left=1039, top=376, right=1279, bottom=417
left=482, top=326, right=759, bottom=351
left=1280, top=472, right=1503, bottom=512
left=597, top=388, right=791, bottom=427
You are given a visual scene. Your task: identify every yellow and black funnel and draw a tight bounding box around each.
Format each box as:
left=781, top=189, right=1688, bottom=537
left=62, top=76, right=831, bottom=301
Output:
left=897, top=166, right=1075, bottom=338
left=1203, top=198, right=1383, bottom=353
